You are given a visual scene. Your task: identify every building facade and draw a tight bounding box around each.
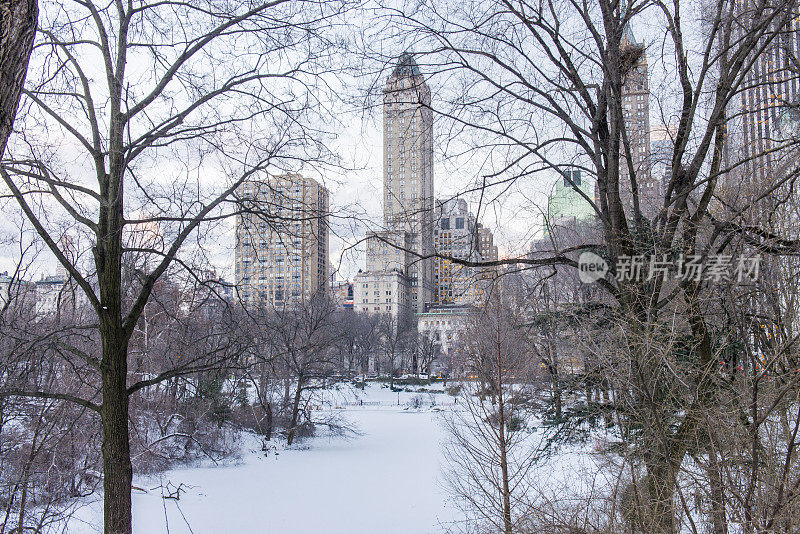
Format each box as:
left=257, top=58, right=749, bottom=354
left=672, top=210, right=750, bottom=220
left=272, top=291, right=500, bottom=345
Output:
left=353, top=269, right=410, bottom=316
left=547, top=168, right=596, bottom=226
left=722, top=2, right=800, bottom=202
left=330, top=279, right=354, bottom=310
left=235, top=174, right=329, bottom=308
left=364, top=230, right=412, bottom=273
left=0, top=272, right=35, bottom=314
left=433, top=198, right=492, bottom=305
left=383, top=53, right=435, bottom=313
left=476, top=223, right=498, bottom=263
left=417, top=304, right=472, bottom=363
left=620, top=28, right=660, bottom=218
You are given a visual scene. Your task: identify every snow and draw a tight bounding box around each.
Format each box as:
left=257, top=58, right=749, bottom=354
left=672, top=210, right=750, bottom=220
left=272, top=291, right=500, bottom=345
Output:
left=68, top=384, right=462, bottom=534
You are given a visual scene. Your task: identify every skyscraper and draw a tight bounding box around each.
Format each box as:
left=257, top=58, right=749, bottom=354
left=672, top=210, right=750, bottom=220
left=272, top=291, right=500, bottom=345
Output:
left=383, top=53, right=435, bottom=313
left=476, top=224, right=498, bottom=263
left=547, top=168, right=596, bottom=225
left=620, top=26, right=660, bottom=218
left=722, top=2, right=800, bottom=202
left=235, top=173, right=329, bottom=308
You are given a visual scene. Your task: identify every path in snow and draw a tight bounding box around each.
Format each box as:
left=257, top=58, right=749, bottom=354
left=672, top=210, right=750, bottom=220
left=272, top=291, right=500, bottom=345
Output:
left=70, top=388, right=462, bottom=534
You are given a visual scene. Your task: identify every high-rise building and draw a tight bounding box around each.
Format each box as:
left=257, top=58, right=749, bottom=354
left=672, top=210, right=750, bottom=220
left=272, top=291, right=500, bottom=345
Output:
left=476, top=224, right=498, bottom=263
left=620, top=28, right=660, bottom=218
left=433, top=198, right=493, bottom=305
left=434, top=198, right=478, bottom=305
left=383, top=52, right=435, bottom=313
left=364, top=231, right=412, bottom=273
left=722, top=2, right=800, bottom=203
left=353, top=269, right=410, bottom=316
left=235, top=173, right=329, bottom=308
left=650, top=134, right=673, bottom=195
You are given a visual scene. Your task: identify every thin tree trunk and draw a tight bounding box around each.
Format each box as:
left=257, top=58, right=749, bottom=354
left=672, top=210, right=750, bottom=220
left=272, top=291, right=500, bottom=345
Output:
left=495, top=334, right=512, bottom=534
left=707, top=449, right=728, bottom=534
left=265, top=401, right=273, bottom=442
left=14, top=420, right=40, bottom=534
left=287, top=377, right=303, bottom=446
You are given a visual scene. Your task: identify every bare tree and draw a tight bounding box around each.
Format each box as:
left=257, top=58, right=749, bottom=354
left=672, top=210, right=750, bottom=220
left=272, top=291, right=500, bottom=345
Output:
left=444, top=289, right=537, bottom=534
left=0, top=1, right=349, bottom=532
left=267, top=293, right=340, bottom=445
left=376, top=311, right=415, bottom=383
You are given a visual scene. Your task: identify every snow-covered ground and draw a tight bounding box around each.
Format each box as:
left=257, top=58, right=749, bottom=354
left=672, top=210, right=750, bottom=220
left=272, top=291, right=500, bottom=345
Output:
left=69, top=384, right=462, bottom=534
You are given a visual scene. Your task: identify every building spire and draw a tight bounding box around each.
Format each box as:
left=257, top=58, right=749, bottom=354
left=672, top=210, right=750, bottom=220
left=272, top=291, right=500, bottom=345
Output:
left=621, top=0, right=637, bottom=45
left=392, top=51, right=421, bottom=78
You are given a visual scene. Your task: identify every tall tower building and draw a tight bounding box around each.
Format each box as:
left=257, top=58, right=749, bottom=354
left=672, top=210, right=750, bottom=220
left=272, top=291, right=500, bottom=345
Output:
left=235, top=173, right=329, bottom=308
left=620, top=26, right=659, bottom=218
left=383, top=53, right=435, bottom=313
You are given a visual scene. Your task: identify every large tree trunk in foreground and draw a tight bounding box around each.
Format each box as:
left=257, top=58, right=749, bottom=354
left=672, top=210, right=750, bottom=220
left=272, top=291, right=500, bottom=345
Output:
left=0, top=0, right=38, bottom=157
left=100, top=297, right=133, bottom=534
left=101, top=354, right=133, bottom=534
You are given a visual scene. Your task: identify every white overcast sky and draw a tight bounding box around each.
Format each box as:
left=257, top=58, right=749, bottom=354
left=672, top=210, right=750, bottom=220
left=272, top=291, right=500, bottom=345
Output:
left=0, top=0, right=705, bottom=283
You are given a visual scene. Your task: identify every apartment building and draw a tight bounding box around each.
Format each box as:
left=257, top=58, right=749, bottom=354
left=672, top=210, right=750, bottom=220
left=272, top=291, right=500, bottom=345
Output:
left=353, top=269, right=410, bottom=316
left=235, top=174, right=329, bottom=308
left=433, top=198, right=489, bottom=305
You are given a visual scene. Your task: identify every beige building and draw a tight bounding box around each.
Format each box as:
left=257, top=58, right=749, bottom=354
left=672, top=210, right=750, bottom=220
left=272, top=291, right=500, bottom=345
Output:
left=365, top=230, right=412, bottom=273
left=383, top=53, right=435, bottom=313
left=619, top=27, right=660, bottom=217
left=353, top=269, right=410, bottom=316
left=235, top=174, right=329, bottom=308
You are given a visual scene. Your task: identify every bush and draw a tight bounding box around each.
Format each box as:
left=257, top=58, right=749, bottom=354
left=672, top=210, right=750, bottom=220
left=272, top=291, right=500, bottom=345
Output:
left=506, top=416, right=525, bottom=432
left=409, top=394, right=424, bottom=409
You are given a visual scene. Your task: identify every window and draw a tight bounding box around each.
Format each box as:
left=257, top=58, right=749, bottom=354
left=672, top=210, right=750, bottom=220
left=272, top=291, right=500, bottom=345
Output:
left=455, top=218, right=464, bottom=229
left=441, top=218, right=450, bottom=230
left=563, top=169, right=581, bottom=187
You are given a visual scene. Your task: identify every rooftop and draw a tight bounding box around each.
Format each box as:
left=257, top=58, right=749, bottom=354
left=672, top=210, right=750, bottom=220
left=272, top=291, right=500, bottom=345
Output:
left=391, top=52, right=421, bottom=78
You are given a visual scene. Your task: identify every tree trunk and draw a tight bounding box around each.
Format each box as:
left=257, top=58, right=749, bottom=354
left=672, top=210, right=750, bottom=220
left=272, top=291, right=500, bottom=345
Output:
left=644, top=463, right=676, bottom=534
left=287, top=377, right=303, bottom=446
left=495, top=338, right=512, bottom=534
left=553, top=379, right=562, bottom=422
left=707, top=449, right=728, bottom=534
left=265, top=401, right=274, bottom=442
left=97, top=210, right=133, bottom=534
left=0, top=0, right=38, bottom=159
left=101, top=338, right=133, bottom=534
